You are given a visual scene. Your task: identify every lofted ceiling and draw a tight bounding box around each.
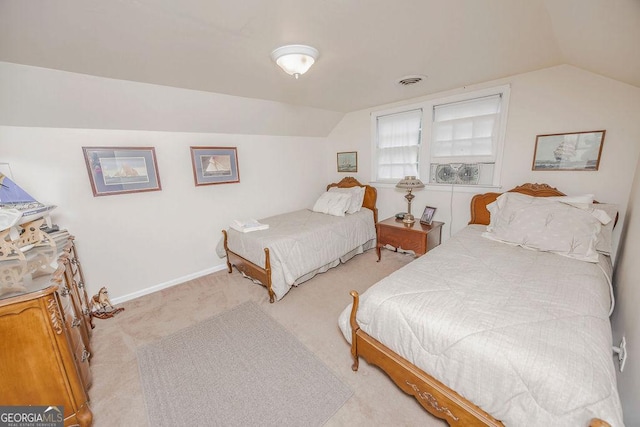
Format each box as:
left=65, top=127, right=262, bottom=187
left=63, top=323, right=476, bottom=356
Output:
left=0, top=0, right=639, bottom=113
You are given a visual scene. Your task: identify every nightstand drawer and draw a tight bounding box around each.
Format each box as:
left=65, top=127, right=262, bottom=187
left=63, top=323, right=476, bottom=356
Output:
left=378, top=227, right=426, bottom=253
left=376, top=218, right=444, bottom=261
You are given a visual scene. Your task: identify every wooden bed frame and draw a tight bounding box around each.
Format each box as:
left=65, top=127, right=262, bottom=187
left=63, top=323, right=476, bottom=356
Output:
left=347, top=183, right=611, bottom=427
left=222, top=177, right=378, bottom=303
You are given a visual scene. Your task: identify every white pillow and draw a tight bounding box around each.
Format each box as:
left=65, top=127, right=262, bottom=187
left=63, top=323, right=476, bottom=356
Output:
left=544, top=199, right=616, bottom=254
left=590, top=203, right=617, bottom=254
left=487, top=193, right=600, bottom=230
left=328, top=186, right=365, bottom=214
left=483, top=192, right=605, bottom=262
left=312, top=192, right=351, bottom=217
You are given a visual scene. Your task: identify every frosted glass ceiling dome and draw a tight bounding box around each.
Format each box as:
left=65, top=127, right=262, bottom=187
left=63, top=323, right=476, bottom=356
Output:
left=271, top=44, right=319, bottom=79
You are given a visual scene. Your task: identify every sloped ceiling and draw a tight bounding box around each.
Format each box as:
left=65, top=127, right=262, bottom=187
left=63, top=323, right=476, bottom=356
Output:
left=0, top=0, right=638, bottom=113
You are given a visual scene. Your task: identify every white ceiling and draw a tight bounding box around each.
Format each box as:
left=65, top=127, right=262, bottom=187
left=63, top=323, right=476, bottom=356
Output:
left=1, top=0, right=639, bottom=113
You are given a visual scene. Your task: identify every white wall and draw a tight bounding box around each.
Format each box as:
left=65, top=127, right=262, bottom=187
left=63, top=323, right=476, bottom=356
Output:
left=326, top=65, right=640, bottom=257
left=611, top=155, right=640, bottom=426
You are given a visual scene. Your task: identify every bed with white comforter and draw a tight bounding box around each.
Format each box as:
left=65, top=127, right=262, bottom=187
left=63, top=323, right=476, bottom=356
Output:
left=339, top=223, right=624, bottom=426
left=219, top=207, right=376, bottom=301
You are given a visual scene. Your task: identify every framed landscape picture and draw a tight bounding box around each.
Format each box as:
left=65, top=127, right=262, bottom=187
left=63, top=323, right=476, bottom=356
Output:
left=82, top=147, right=162, bottom=197
left=190, top=147, right=240, bottom=186
left=532, top=130, right=605, bottom=171
left=337, top=151, right=357, bottom=173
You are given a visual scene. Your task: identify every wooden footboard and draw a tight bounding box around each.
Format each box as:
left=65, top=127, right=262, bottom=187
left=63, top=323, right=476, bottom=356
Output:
left=347, top=291, right=611, bottom=427
left=222, top=230, right=275, bottom=303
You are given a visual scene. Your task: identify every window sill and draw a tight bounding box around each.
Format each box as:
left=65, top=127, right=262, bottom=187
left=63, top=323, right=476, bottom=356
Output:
left=370, top=181, right=503, bottom=193
left=423, top=183, right=503, bottom=193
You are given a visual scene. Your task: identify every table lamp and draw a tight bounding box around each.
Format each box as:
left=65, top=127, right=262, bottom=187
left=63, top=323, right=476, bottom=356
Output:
left=396, top=176, right=425, bottom=224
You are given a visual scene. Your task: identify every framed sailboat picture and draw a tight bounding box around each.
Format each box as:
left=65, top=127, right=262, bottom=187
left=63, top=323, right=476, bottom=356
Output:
left=190, top=147, right=240, bottom=186
left=532, top=130, right=605, bottom=171
left=337, top=151, right=357, bottom=173
left=82, top=147, right=162, bottom=196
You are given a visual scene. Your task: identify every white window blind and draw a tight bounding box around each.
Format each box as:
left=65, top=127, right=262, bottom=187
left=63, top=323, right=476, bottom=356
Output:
left=431, top=95, right=501, bottom=164
left=375, top=109, right=422, bottom=182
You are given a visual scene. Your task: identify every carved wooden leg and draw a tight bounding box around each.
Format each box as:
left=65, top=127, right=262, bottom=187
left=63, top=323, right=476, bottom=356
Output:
left=349, top=290, right=360, bottom=371
left=75, top=403, right=93, bottom=427
left=264, top=248, right=275, bottom=303
left=222, top=230, right=233, bottom=273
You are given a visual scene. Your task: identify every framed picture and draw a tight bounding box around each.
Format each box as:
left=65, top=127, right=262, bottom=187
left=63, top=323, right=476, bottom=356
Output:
left=82, top=147, right=162, bottom=197
left=337, top=151, right=357, bottom=173
left=532, top=130, right=605, bottom=171
left=190, top=147, right=240, bottom=186
left=420, top=206, right=437, bottom=225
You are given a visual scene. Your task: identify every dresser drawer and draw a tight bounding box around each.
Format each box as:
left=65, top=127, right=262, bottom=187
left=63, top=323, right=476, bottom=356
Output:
left=72, top=339, right=92, bottom=389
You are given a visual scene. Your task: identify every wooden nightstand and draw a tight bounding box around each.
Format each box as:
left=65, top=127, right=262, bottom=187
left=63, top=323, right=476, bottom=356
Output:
left=376, top=217, right=444, bottom=261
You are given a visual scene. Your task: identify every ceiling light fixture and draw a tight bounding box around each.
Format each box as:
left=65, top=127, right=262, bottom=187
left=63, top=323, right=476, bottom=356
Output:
left=271, top=44, right=319, bottom=79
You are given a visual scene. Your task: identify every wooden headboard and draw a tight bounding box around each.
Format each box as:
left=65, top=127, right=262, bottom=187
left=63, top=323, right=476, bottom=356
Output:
left=327, top=177, right=378, bottom=223
left=469, top=183, right=565, bottom=225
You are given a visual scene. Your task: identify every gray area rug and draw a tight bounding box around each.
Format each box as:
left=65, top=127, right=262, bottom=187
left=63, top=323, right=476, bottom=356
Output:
left=137, top=301, right=352, bottom=426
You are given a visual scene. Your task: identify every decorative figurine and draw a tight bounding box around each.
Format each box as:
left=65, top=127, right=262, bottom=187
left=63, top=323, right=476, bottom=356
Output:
left=91, top=286, right=124, bottom=319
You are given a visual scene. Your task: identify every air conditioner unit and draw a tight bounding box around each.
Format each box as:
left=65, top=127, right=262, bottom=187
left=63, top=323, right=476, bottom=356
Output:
left=430, top=163, right=494, bottom=185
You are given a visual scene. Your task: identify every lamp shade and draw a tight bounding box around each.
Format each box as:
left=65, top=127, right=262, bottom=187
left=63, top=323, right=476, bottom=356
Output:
left=396, top=176, right=425, bottom=190
left=271, top=44, right=319, bottom=79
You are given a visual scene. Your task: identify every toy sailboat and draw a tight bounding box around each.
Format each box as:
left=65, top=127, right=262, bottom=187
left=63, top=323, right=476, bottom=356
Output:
left=0, top=173, right=57, bottom=260
left=0, top=172, right=56, bottom=228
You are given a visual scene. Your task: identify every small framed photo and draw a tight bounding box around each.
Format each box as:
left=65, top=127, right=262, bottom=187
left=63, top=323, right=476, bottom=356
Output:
left=532, top=130, right=605, bottom=171
left=190, top=146, right=240, bottom=186
left=337, top=151, right=357, bottom=173
left=420, top=206, right=437, bottom=225
left=82, top=147, right=161, bottom=197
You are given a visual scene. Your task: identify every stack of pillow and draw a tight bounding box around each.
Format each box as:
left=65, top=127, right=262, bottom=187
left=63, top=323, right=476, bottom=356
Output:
left=482, top=192, right=617, bottom=262
left=311, top=186, right=366, bottom=217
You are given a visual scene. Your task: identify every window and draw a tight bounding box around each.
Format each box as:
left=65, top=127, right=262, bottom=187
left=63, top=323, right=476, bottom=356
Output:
left=431, top=95, right=502, bottom=163
left=373, top=109, right=423, bottom=183
left=428, top=87, right=509, bottom=186
left=372, top=85, right=509, bottom=187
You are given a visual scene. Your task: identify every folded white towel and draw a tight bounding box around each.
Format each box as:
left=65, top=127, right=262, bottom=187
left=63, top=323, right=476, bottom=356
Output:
left=230, top=219, right=269, bottom=233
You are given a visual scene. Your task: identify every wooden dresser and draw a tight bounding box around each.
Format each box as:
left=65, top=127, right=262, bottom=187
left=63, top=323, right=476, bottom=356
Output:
left=0, top=234, right=94, bottom=426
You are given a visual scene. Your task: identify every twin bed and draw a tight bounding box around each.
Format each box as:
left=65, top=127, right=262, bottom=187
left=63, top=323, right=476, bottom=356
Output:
left=220, top=180, right=623, bottom=426
left=338, top=183, right=623, bottom=427
left=220, top=177, right=377, bottom=302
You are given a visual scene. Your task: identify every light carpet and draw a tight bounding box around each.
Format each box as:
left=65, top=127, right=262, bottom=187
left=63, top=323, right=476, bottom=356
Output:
left=137, top=301, right=352, bottom=427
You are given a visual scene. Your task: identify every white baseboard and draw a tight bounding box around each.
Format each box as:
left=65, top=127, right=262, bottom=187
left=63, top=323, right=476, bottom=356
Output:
left=110, top=264, right=228, bottom=305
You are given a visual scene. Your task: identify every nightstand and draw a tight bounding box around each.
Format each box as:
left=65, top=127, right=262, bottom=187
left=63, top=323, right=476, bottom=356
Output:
left=376, top=218, right=444, bottom=261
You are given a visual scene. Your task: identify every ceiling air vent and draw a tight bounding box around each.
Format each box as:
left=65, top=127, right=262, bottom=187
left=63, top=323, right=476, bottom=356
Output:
left=397, top=75, right=426, bottom=86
